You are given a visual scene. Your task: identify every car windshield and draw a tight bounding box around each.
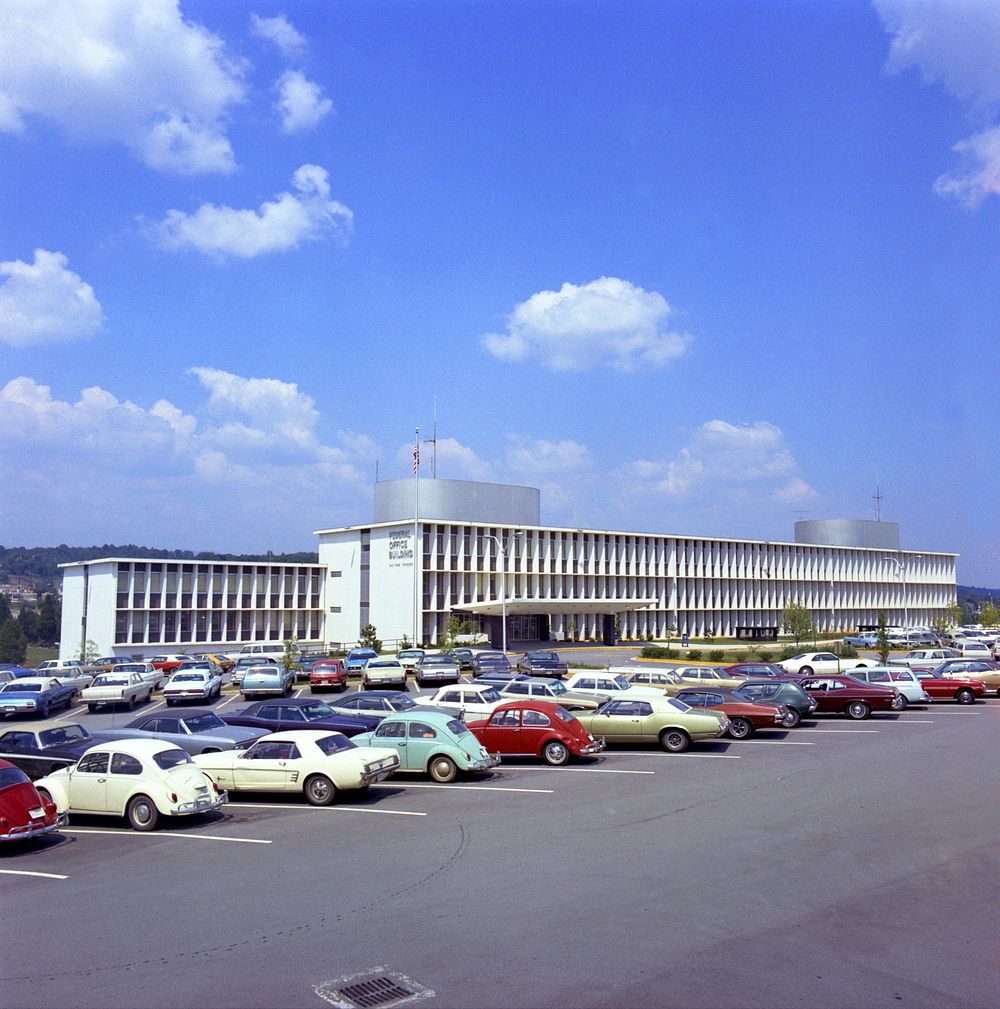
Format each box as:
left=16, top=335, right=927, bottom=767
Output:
left=171, top=673, right=203, bottom=682
left=94, top=676, right=128, bottom=687
left=612, top=675, right=631, bottom=690
left=478, top=688, right=502, bottom=702
left=0, top=765, right=31, bottom=788
left=390, top=695, right=418, bottom=710
left=182, top=713, right=226, bottom=732
left=301, top=703, right=335, bottom=720
left=153, top=748, right=192, bottom=770
left=548, top=681, right=567, bottom=695
left=315, top=733, right=356, bottom=755
left=39, top=725, right=92, bottom=747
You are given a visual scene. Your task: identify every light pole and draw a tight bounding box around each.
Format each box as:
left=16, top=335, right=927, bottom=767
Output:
left=485, top=532, right=521, bottom=654
left=884, top=554, right=922, bottom=647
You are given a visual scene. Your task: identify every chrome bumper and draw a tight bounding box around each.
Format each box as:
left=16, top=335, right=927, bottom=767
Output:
left=469, top=754, right=501, bottom=771
left=169, top=792, right=227, bottom=816
left=0, top=809, right=67, bottom=841
left=581, top=736, right=606, bottom=754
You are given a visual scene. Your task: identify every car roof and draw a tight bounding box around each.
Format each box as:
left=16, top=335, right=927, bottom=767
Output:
left=248, top=729, right=349, bottom=744
left=82, top=738, right=185, bottom=756
left=377, top=710, right=458, bottom=724
left=493, top=699, right=564, bottom=713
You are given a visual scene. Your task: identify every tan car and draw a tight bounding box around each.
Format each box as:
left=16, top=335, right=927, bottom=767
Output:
left=574, top=695, right=729, bottom=752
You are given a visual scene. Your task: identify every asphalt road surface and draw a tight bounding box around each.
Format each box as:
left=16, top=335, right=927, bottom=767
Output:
left=1, top=689, right=997, bottom=1009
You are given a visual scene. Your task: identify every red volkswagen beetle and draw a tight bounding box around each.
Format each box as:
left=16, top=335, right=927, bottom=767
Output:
left=466, top=700, right=605, bottom=766
left=0, top=757, right=65, bottom=843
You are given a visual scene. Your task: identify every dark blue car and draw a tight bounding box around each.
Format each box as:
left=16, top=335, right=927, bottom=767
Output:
left=221, top=697, right=382, bottom=737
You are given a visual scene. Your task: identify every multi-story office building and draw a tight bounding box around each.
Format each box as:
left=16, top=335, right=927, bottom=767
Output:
left=60, top=478, right=957, bottom=657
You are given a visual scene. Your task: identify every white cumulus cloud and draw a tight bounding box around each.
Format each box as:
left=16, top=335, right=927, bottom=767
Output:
left=481, top=277, right=692, bottom=372
left=0, top=0, right=245, bottom=174
left=149, top=165, right=353, bottom=259
left=877, top=0, right=1000, bottom=208
left=504, top=434, right=592, bottom=474
left=275, top=70, right=333, bottom=133
left=250, top=13, right=308, bottom=59
left=0, top=249, right=104, bottom=347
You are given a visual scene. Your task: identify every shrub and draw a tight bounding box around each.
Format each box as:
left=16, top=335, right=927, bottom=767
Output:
left=687, top=649, right=702, bottom=661
left=640, top=645, right=674, bottom=659
left=840, top=643, right=858, bottom=658
left=709, top=649, right=725, bottom=663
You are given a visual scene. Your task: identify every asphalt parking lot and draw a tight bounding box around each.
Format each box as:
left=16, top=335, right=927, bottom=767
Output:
left=2, top=673, right=998, bottom=1009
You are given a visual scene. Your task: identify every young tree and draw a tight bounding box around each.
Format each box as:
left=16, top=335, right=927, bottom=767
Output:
left=0, top=619, right=27, bottom=664
left=37, top=593, right=60, bottom=646
left=17, top=606, right=39, bottom=644
left=281, top=636, right=302, bottom=673
left=978, top=601, right=998, bottom=630
left=781, top=603, right=813, bottom=646
left=358, top=624, right=382, bottom=652
left=78, top=639, right=101, bottom=663
left=876, top=611, right=891, bottom=665
left=0, top=593, right=12, bottom=626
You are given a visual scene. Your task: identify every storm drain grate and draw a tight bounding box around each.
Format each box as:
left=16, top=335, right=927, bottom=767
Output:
left=314, top=968, right=434, bottom=1009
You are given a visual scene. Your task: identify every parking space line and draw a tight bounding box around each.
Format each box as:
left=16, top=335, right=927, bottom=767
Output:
left=371, top=782, right=555, bottom=794
left=215, top=694, right=241, bottom=709
left=61, top=829, right=272, bottom=844
left=734, top=739, right=815, bottom=745
left=54, top=706, right=83, bottom=722
left=793, top=728, right=879, bottom=733
left=505, top=766, right=656, bottom=774
left=230, top=803, right=427, bottom=816
left=886, top=719, right=934, bottom=724
left=0, top=869, right=69, bottom=880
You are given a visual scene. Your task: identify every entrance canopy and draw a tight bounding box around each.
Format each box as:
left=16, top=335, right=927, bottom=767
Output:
left=467, top=597, right=659, bottom=616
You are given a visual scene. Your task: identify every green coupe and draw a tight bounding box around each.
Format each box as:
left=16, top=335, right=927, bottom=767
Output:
left=573, top=696, right=729, bottom=753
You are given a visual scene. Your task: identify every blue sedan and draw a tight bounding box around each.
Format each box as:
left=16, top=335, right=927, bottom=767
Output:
left=0, top=678, right=78, bottom=719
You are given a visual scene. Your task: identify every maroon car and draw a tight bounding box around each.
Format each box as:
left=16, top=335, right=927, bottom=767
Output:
left=465, top=700, right=605, bottom=766
left=797, top=676, right=898, bottom=719
left=0, top=758, right=65, bottom=843
left=910, top=670, right=986, bottom=704
left=723, top=662, right=786, bottom=678
left=310, top=659, right=349, bottom=692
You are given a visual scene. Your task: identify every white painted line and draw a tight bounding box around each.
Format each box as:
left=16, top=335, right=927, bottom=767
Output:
left=142, top=700, right=167, bottom=714
left=679, top=753, right=742, bottom=758
left=0, top=869, right=69, bottom=880
left=505, top=766, right=656, bottom=775
left=215, top=694, right=240, bottom=709
left=231, top=803, right=427, bottom=817
left=794, top=728, right=879, bottom=733
left=371, top=782, right=555, bottom=794
left=53, top=706, right=82, bottom=722
left=62, top=828, right=272, bottom=844
left=734, top=739, right=816, bottom=745
left=293, top=688, right=303, bottom=698
left=886, top=719, right=934, bottom=724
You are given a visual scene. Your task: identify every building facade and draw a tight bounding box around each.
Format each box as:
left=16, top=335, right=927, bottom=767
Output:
left=60, top=478, right=958, bottom=657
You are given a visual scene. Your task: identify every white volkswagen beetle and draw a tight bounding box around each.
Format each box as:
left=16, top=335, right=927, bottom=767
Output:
left=34, top=738, right=226, bottom=831
left=194, top=730, right=399, bottom=805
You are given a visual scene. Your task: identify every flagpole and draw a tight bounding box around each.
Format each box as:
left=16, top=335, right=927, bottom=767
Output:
left=413, top=428, right=420, bottom=646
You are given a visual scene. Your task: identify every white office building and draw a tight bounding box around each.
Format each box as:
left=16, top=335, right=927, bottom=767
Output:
left=60, top=478, right=957, bottom=657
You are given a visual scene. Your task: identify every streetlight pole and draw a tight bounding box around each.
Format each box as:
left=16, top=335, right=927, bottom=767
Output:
left=485, top=532, right=520, bottom=654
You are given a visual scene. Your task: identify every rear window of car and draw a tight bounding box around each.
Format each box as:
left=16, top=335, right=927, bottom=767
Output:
left=0, top=765, right=30, bottom=788
left=446, top=718, right=472, bottom=737
left=153, top=748, right=193, bottom=770
left=315, top=733, right=356, bottom=755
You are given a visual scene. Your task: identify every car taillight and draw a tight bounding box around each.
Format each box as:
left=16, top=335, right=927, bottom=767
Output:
left=211, top=781, right=221, bottom=793
left=170, top=792, right=178, bottom=802
left=0, top=817, right=8, bottom=828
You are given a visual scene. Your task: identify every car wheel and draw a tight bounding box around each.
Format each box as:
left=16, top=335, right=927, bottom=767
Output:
left=893, top=694, right=908, bottom=711
left=87, top=703, right=98, bottom=713
left=165, top=698, right=175, bottom=707
left=37, top=787, right=53, bottom=803
left=428, top=755, right=458, bottom=783
left=728, top=717, right=753, bottom=740
left=846, top=700, right=870, bottom=720
left=542, top=740, right=570, bottom=766
left=783, top=707, right=801, bottom=728
left=127, top=794, right=159, bottom=831
left=660, top=728, right=690, bottom=753
left=39, top=702, right=51, bottom=719
left=956, top=687, right=976, bottom=705
left=798, top=666, right=813, bottom=676
left=304, top=774, right=337, bottom=806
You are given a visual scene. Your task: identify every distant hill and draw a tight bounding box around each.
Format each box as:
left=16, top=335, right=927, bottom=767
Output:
left=0, top=545, right=319, bottom=591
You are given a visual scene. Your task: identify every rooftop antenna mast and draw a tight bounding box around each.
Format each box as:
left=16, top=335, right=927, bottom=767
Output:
left=873, top=478, right=883, bottom=522
left=422, top=397, right=438, bottom=478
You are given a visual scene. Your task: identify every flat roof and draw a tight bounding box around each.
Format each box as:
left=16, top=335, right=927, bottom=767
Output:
left=59, top=557, right=326, bottom=570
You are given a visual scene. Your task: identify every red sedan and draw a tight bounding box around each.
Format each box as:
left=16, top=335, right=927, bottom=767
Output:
left=674, top=688, right=792, bottom=737
left=797, top=676, right=898, bottom=719
left=466, top=700, right=605, bottom=766
left=911, top=670, right=986, bottom=704
left=0, top=758, right=65, bottom=843
left=309, top=659, right=349, bottom=692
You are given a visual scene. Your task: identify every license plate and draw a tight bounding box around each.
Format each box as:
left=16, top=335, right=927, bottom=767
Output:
left=2, top=706, right=15, bottom=714
left=29, top=807, right=45, bottom=818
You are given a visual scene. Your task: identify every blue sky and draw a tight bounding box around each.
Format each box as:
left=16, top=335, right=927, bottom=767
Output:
left=1, top=0, right=997, bottom=586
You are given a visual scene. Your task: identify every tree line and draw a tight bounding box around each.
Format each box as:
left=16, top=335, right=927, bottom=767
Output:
left=0, top=592, right=60, bottom=664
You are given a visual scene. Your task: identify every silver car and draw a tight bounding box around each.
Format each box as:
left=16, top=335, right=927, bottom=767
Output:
left=114, top=710, right=267, bottom=754
left=240, top=664, right=295, bottom=699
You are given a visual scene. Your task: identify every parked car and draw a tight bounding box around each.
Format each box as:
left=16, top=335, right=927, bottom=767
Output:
left=573, top=696, right=729, bottom=753
left=0, top=678, right=78, bottom=719
left=842, top=633, right=879, bottom=648
left=847, top=667, right=933, bottom=709
left=35, top=659, right=88, bottom=673
left=309, top=658, right=349, bottom=692
left=0, top=758, right=66, bottom=842
left=625, top=669, right=684, bottom=689
left=470, top=668, right=523, bottom=690
left=0, top=723, right=138, bottom=778
left=345, top=648, right=379, bottom=675
left=396, top=649, right=427, bottom=671
left=230, top=655, right=271, bottom=687
left=449, top=648, right=476, bottom=671
left=426, top=683, right=506, bottom=719
left=415, top=655, right=461, bottom=687
left=163, top=666, right=224, bottom=705
left=795, top=676, right=898, bottom=719
left=955, top=641, right=992, bottom=659
left=722, top=662, right=787, bottom=678
left=194, top=729, right=399, bottom=805
left=911, top=668, right=986, bottom=704
left=778, top=652, right=870, bottom=676
left=933, top=660, right=1000, bottom=696
left=90, top=656, right=119, bottom=672
left=471, top=652, right=512, bottom=678
left=221, top=698, right=382, bottom=737
left=466, top=700, right=606, bottom=765
left=499, top=676, right=604, bottom=711
left=563, top=671, right=663, bottom=699
left=662, top=666, right=745, bottom=692
left=362, top=657, right=408, bottom=689
left=148, top=654, right=190, bottom=675
left=889, top=649, right=961, bottom=671
left=324, top=690, right=437, bottom=719
left=113, top=661, right=167, bottom=690
left=240, top=664, right=296, bottom=700
left=34, top=738, right=226, bottom=831
left=730, top=680, right=819, bottom=727
left=81, top=672, right=154, bottom=712
left=673, top=688, right=791, bottom=737
left=115, top=710, right=267, bottom=754
left=515, top=650, right=569, bottom=679
left=351, top=710, right=500, bottom=783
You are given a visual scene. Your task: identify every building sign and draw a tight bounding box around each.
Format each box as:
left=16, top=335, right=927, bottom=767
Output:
left=388, top=529, right=414, bottom=567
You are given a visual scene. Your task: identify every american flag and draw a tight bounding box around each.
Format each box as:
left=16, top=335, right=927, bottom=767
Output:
left=412, top=436, right=420, bottom=474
